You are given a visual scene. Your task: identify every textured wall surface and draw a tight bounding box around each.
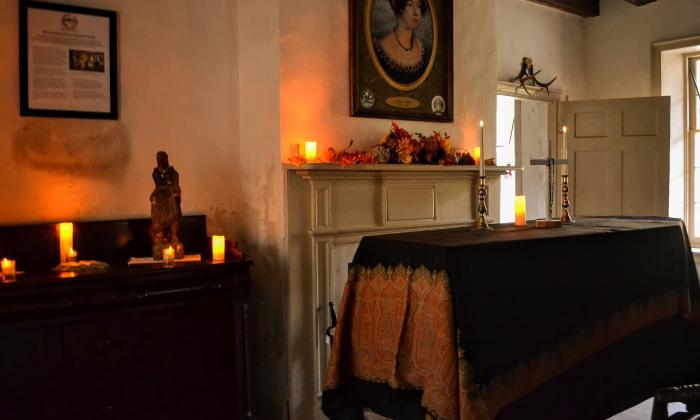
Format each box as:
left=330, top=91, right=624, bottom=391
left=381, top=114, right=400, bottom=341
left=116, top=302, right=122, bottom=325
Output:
left=585, top=0, right=700, bottom=99
left=0, top=1, right=287, bottom=418
left=279, top=0, right=498, bottom=162
left=496, top=0, right=587, bottom=100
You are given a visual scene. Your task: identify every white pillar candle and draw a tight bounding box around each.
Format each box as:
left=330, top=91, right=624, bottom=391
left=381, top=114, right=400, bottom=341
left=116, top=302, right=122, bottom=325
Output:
left=473, top=147, right=481, bottom=166
left=304, top=141, right=317, bottom=161
left=562, top=126, right=568, bottom=175
left=212, top=235, right=226, bottom=262
left=479, top=121, right=485, bottom=177
left=1, top=258, right=16, bottom=280
left=58, top=222, right=73, bottom=263
left=514, top=196, right=527, bottom=227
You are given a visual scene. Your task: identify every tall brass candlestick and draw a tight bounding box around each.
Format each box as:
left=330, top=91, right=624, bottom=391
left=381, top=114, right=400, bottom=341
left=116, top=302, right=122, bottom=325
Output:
left=561, top=174, right=574, bottom=224
left=472, top=176, right=492, bottom=230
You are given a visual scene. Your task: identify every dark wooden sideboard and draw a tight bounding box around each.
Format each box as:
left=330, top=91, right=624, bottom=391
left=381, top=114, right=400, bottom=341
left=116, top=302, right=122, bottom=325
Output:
left=0, top=217, right=252, bottom=420
left=0, top=262, right=252, bottom=420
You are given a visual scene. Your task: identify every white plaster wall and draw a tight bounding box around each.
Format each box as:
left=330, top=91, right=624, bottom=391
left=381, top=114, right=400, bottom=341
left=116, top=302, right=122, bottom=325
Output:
left=495, top=0, right=587, bottom=100
left=235, top=1, right=288, bottom=420
left=279, top=0, right=498, bottom=164
left=585, top=0, right=700, bottom=99
left=0, top=0, right=238, bottom=225
left=0, top=1, right=287, bottom=418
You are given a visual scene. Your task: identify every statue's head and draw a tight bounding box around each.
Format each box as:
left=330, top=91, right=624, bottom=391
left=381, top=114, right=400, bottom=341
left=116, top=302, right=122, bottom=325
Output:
left=156, top=151, right=169, bottom=169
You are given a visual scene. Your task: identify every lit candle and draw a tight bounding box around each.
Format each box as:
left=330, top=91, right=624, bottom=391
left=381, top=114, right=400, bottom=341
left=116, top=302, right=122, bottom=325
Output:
left=479, top=120, right=485, bottom=177
left=163, top=245, right=175, bottom=267
left=562, top=126, right=568, bottom=175
left=515, top=196, right=527, bottom=227
left=212, top=235, right=226, bottom=262
left=304, top=141, right=317, bottom=161
left=67, top=248, right=78, bottom=263
left=1, top=258, right=16, bottom=281
left=58, top=222, right=73, bottom=263
left=473, top=147, right=481, bottom=166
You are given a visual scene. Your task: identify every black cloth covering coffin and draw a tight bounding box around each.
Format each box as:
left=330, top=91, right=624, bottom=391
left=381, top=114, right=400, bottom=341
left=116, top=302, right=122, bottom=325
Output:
left=323, top=217, right=700, bottom=419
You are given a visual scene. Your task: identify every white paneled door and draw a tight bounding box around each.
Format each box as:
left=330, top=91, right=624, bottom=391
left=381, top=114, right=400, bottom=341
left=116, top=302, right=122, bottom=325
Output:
left=561, top=97, right=670, bottom=217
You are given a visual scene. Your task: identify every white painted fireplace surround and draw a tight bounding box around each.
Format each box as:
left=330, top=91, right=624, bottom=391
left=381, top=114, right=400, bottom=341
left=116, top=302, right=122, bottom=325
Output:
left=285, top=164, right=510, bottom=419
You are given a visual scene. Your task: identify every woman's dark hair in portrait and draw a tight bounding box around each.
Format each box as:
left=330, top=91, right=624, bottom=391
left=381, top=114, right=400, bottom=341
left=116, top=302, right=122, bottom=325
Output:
left=390, top=0, right=428, bottom=17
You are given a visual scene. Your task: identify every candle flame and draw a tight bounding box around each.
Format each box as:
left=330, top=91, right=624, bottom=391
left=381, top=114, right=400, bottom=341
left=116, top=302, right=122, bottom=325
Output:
left=479, top=120, right=484, bottom=128
left=562, top=126, right=567, bottom=133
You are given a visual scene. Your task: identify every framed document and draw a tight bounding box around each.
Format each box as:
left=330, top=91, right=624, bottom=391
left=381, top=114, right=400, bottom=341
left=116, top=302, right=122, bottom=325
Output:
left=19, top=0, right=118, bottom=119
left=350, top=0, right=453, bottom=122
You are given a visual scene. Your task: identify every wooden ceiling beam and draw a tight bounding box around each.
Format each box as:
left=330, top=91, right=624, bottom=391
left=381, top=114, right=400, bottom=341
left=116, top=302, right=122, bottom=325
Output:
left=621, top=0, right=656, bottom=5
left=526, top=0, right=599, bottom=18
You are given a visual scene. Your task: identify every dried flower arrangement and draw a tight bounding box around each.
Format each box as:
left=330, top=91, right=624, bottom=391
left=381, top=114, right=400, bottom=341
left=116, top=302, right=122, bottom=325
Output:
left=288, top=121, right=495, bottom=167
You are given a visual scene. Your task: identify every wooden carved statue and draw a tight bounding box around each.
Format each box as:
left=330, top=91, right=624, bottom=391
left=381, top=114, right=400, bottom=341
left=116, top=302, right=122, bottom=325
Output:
left=150, top=151, right=184, bottom=259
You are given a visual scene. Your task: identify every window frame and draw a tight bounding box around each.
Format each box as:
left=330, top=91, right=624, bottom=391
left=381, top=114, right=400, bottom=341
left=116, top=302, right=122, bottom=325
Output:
left=686, top=55, right=700, bottom=245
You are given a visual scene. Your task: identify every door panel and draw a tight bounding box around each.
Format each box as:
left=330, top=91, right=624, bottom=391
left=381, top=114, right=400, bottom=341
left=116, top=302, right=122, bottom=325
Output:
left=562, top=96, right=670, bottom=217
left=574, top=112, right=609, bottom=138
left=622, top=150, right=659, bottom=216
left=622, top=109, right=658, bottom=137
left=574, top=150, right=622, bottom=216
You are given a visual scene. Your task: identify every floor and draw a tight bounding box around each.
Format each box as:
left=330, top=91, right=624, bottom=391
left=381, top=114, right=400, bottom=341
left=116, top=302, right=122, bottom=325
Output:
left=362, top=399, right=688, bottom=419
left=608, top=398, right=686, bottom=420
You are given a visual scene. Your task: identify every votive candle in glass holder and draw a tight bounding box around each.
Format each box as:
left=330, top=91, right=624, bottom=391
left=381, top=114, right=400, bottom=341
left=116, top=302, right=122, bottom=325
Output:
left=1, top=258, right=16, bottom=281
left=163, top=246, right=175, bottom=267
left=67, top=248, right=78, bottom=263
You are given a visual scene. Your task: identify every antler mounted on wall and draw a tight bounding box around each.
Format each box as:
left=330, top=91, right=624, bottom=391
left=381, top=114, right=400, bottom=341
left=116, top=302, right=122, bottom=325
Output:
left=510, top=57, right=558, bottom=96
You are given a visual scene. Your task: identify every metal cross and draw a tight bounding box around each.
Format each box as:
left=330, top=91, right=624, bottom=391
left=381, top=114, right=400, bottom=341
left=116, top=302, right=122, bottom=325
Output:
left=529, top=139, right=567, bottom=220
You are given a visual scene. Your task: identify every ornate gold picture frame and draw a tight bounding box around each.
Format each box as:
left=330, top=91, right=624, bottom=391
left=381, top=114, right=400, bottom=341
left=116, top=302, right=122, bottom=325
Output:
left=350, top=0, right=453, bottom=122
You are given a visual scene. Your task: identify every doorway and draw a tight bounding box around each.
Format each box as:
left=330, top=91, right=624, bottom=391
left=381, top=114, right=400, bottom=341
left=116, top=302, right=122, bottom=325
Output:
left=497, top=94, right=551, bottom=223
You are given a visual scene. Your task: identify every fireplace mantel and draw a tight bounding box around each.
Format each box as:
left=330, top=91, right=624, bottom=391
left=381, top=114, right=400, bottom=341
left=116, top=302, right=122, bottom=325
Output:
left=285, top=163, right=514, bottom=419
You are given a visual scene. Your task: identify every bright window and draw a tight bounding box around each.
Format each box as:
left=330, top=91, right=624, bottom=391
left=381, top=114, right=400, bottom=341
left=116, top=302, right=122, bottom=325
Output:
left=688, top=56, right=700, bottom=241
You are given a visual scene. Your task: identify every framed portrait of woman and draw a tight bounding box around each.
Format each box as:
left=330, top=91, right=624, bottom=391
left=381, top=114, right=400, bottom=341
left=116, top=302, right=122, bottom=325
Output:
left=350, top=0, right=452, bottom=122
